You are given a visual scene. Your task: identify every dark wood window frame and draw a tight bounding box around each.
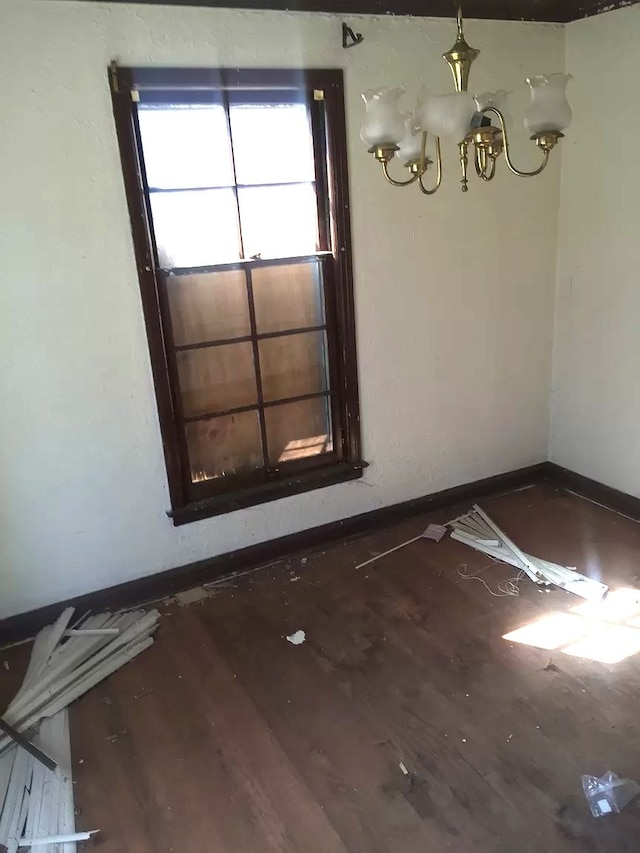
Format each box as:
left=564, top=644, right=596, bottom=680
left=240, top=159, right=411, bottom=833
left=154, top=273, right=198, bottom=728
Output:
left=110, top=66, right=364, bottom=525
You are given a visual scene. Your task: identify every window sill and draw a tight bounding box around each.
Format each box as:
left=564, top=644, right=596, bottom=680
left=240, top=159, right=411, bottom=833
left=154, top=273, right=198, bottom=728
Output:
left=168, top=461, right=368, bottom=526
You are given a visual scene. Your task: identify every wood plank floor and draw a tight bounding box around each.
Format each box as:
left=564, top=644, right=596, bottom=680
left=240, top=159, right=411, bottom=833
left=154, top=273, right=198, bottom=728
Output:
left=6, top=483, right=640, bottom=851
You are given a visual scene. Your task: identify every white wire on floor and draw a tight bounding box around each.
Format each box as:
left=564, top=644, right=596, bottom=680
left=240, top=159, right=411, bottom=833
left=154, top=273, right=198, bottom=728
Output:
left=456, top=562, right=525, bottom=597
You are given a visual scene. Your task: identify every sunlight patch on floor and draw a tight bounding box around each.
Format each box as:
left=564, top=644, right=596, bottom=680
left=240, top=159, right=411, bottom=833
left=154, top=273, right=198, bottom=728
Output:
left=503, top=589, right=640, bottom=663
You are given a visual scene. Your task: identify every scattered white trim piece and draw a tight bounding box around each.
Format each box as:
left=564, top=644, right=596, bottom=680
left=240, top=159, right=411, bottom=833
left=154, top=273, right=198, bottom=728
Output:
left=356, top=536, right=423, bottom=570
left=0, top=610, right=160, bottom=756
left=0, top=749, right=16, bottom=821
left=0, top=748, right=32, bottom=852
left=0, top=748, right=26, bottom=846
left=286, top=630, right=306, bottom=645
left=64, top=628, right=120, bottom=637
left=20, top=831, right=99, bottom=846
left=1, top=607, right=157, bottom=848
left=13, top=790, right=31, bottom=853
left=23, top=755, right=43, bottom=842
left=356, top=523, right=448, bottom=570
left=473, top=505, right=542, bottom=583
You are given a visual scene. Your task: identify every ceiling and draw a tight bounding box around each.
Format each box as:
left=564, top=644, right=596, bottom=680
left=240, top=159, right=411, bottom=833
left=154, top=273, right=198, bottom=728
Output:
left=89, top=0, right=636, bottom=23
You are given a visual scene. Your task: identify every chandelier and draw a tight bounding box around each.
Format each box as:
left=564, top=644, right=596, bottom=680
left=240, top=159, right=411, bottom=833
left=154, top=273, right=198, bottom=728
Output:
left=360, top=7, right=572, bottom=195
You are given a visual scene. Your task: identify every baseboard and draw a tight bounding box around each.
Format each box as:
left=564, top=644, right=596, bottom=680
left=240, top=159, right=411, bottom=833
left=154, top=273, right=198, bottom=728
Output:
left=5, top=460, right=637, bottom=649
left=545, top=462, right=640, bottom=522
left=0, top=462, right=557, bottom=647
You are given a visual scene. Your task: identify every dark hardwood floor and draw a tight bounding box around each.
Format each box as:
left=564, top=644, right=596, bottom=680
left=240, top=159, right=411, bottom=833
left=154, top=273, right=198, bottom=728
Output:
left=5, top=483, right=640, bottom=851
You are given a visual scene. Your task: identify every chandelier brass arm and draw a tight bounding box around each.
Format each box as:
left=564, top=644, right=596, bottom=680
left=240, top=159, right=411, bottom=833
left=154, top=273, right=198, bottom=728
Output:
left=469, top=129, right=500, bottom=181
left=381, top=162, right=420, bottom=187
left=418, top=134, right=442, bottom=195
left=478, top=157, right=497, bottom=181
left=374, top=131, right=442, bottom=193
left=369, top=144, right=419, bottom=187
left=479, top=107, right=558, bottom=178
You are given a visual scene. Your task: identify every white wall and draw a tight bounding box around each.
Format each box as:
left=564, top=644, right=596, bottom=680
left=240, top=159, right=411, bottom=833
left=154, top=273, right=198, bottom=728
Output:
left=550, top=5, right=640, bottom=495
left=0, top=1, right=563, bottom=618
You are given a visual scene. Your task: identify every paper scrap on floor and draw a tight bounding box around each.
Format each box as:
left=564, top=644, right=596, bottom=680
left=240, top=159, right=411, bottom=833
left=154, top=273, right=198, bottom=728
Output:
left=449, top=504, right=608, bottom=601
left=286, top=630, right=306, bottom=645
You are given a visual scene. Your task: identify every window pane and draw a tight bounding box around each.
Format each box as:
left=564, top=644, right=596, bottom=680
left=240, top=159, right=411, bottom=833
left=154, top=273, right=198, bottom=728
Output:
left=239, top=184, right=318, bottom=260
left=138, top=105, right=234, bottom=190
left=253, top=262, right=324, bottom=334
left=166, top=269, right=250, bottom=346
left=186, top=411, right=263, bottom=483
left=259, top=331, right=328, bottom=403
left=265, top=397, right=332, bottom=465
left=230, top=103, right=315, bottom=186
left=150, top=189, right=241, bottom=269
left=176, top=342, right=257, bottom=417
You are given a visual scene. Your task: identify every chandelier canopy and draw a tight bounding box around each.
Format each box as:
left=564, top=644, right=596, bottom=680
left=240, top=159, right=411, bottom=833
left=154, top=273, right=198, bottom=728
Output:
left=360, top=7, right=572, bottom=195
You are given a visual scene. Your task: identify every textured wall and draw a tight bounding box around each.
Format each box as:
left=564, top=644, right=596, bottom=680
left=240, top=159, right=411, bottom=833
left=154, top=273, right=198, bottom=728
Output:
left=550, top=5, right=640, bottom=495
left=0, top=1, right=563, bottom=617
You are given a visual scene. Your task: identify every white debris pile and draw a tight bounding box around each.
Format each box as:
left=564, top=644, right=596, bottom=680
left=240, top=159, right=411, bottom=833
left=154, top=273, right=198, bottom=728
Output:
left=0, top=607, right=160, bottom=850
left=449, top=505, right=608, bottom=601
left=0, top=710, right=98, bottom=853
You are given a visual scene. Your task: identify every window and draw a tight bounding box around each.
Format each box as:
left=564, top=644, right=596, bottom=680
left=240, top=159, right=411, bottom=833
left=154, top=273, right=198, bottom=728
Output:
left=110, top=67, right=363, bottom=524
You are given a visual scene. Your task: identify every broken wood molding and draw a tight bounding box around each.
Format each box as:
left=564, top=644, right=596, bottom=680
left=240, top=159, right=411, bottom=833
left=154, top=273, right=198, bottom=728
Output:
left=355, top=535, right=423, bottom=570
left=0, top=607, right=157, bottom=850
left=0, top=610, right=160, bottom=757
left=355, top=523, right=448, bottom=569
left=0, top=712, right=100, bottom=853
left=20, top=831, right=99, bottom=846
left=449, top=507, right=608, bottom=601
left=472, top=505, right=542, bottom=583
left=0, top=718, right=57, bottom=773
left=64, top=628, right=120, bottom=637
